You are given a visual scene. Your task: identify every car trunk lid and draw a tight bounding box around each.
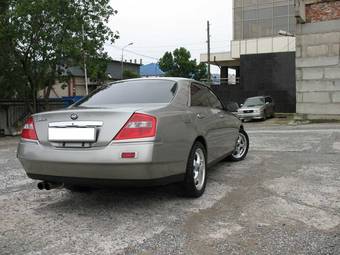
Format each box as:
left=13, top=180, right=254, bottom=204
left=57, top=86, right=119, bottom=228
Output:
left=33, top=106, right=142, bottom=147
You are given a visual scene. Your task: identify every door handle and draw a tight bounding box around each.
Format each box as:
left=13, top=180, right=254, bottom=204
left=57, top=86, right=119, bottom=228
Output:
left=196, top=113, right=206, bottom=119
left=219, top=114, right=225, bottom=118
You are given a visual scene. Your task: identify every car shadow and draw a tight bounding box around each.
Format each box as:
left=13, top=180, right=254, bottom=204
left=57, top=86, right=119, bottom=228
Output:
left=33, top=161, right=237, bottom=216
left=243, top=119, right=265, bottom=123
left=34, top=182, right=192, bottom=214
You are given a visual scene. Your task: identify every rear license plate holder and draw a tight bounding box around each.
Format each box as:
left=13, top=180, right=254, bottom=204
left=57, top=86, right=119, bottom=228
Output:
left=48, top=127, right=96, bottom=142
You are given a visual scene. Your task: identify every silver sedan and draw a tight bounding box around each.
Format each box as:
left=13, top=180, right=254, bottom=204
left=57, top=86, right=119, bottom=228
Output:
left=237, top=96, right=275, bottom=121
left=17, top=78, right=249, bottom=197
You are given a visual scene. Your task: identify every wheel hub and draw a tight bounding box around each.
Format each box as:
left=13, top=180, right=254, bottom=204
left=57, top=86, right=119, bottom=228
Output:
left=193, top=148, right=206, bottom=190
left=232, top=133, right=247, bottom=159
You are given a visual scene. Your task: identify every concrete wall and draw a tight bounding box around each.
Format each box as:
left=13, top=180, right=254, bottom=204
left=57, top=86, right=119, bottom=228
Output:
left=296, top=17, right=340, bottom=119
left=38, top=80, right=69, bottom=98
left=212, top=52, right=296, bottom=113
left=106, top=62, right=140, bottom=80
left=50, top=82, right=69, bottom=97
left=231, top=36, right=295, bottom=59
left=240, top=52, right=296, bottom=113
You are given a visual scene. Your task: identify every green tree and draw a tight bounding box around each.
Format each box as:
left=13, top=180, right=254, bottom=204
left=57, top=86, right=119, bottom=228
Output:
left=0, top=0, right=27, bottom=99
left=194, top=62, right=208, bottom=81
left=123, top=70, right=140, bottom=79
left=87, top=53, right=113, bottom=86
left=159, top=47, right=207, bottom=80
left=0, top=0, right=119, bottom=111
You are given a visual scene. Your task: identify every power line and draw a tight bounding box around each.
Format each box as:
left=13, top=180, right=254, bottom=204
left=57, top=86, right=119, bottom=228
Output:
left=124, top=49, right=159, bottom=60
left=105, top=39, right=231, bottom=63
left=132, top=41, right=206, bottom=49
left=125, top=46, right=230, bottom=53
left=133, top=41, right=230, bottom=49
left=106, top=44, right=159, bottom=60
left=111, top=40, right=231, bottom=50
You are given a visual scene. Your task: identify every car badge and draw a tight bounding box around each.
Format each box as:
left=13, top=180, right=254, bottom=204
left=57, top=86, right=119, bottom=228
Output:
left=36, top=116, right=47, bottom=122
left=70, top=113, right=78, bottom=120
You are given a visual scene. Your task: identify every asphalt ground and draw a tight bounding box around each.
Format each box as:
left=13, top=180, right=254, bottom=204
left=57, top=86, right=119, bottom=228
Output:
left=1, top=122, right=340, bottom=255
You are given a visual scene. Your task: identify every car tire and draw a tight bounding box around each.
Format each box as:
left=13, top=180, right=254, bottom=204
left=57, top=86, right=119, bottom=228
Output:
left=183, top=141, right=207, bottom=198
left=227, top=129, right=249, bottom=162
left=263, top=111, right=267, bottom=121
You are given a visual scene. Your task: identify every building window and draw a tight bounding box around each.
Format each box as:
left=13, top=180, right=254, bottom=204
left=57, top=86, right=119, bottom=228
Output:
left=234, top=22, right=243, bottom=40
left=234, top=0, right=243, bottom=8
left=258, top=7, right=273, bottom=19
left=258, top=18, right=273, bottom=37
left=274, top=16, right=289, bottom=33
left=233, top=0, right=295, bottom=40
left=234, top=7, right=243, bottom=22
left=243, top=0, right=257, bottom=7
left=243, top=8, right=258, bottom=20
left=274, top=5, right=288, bottom=17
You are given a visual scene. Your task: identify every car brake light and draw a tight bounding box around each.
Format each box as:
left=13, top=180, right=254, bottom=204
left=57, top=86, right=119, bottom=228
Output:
left=114, top=113, right=157, bottom=140
left=21, top=116, right=38, bottom=140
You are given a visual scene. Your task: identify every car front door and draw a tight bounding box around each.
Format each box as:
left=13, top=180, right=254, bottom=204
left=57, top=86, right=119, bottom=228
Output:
left=206, top=89, right=239, bottom=157
left=190, top=83, right=219, bottom=164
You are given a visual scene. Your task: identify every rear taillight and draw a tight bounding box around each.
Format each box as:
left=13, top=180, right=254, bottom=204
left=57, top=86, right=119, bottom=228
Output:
left=114, top=113, right=157, bottom=140
left=21, top=116, right=38, bottom=140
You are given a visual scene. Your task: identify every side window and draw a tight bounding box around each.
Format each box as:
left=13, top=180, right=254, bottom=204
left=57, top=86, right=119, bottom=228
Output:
left=190, top=84, right=210, bottom=107
left=207, top=90, right=223, bottom=109
left=265, top=97, right=272, bottom=103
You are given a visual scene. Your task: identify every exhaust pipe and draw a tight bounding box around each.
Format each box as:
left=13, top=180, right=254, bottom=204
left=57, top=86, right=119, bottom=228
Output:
left=37, top=181, right=63, bottom=190
left=37, top=181, right=46, bottom=190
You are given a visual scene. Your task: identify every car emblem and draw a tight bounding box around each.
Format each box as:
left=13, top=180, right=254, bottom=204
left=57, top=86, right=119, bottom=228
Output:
left=36, top=116, right=47, bottom=122
left=70, top=113, right=78, bottom=120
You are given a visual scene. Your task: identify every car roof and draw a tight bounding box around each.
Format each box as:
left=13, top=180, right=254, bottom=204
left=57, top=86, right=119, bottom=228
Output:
left=121, top=77, right=196, bottom=83
left=246, top=96, right=271, bottom=99
left=110, top=77, right=209, bottom=89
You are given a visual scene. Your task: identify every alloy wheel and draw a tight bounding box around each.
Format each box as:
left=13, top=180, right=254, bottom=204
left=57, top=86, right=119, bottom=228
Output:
left=232, top=132, right=248, bottom=159
left=192, top=148, right=206, bottom=191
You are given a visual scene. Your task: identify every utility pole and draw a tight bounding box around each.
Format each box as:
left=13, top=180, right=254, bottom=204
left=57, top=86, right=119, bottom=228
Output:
left=82, top=24, right=89, bottom=95
left=207, top=20, right=211, bottom=82
left=121, top=42, right=134, bottom=79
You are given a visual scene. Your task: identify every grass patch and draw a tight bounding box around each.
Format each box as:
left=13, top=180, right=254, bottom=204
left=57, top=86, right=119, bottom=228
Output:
left=307, top=119, right=340, bottom=124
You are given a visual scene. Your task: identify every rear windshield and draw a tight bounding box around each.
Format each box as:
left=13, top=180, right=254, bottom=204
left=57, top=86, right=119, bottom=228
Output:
left=74, top=80, right=177, bottom=106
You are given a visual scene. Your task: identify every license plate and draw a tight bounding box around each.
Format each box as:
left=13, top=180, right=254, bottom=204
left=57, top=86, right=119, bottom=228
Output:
left=48, top=127, right=96, bottom=142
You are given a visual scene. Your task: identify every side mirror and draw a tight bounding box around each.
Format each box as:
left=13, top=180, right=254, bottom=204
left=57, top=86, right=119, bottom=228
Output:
left=266, top=102, right=269, bottom=105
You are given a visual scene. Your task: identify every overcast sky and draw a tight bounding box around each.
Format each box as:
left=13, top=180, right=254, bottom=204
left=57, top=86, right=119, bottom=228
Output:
left=106, top=0, right=233, bottom=72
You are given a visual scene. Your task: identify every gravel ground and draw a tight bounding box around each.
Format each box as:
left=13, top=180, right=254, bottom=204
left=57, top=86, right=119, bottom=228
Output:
left=0, top=123, right=340, bottom=255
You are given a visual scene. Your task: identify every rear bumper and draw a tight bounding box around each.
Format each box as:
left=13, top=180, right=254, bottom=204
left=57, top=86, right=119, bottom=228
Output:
left=17, top=140, right=186, bottom=182
left=27, top=174, right=185, bottom=187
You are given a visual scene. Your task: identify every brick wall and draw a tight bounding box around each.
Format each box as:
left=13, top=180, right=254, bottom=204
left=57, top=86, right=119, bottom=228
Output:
left=305, top=0, right=340, bottom=23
